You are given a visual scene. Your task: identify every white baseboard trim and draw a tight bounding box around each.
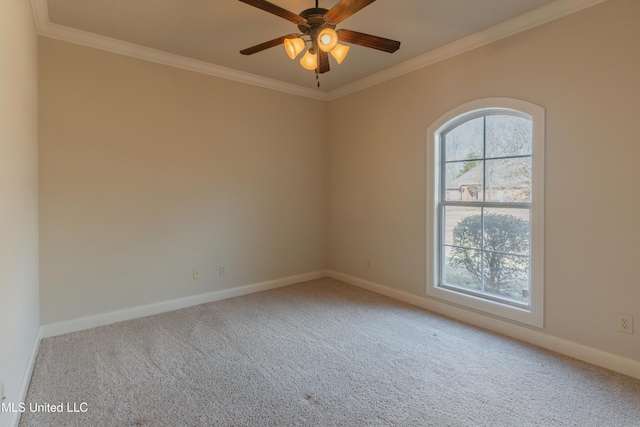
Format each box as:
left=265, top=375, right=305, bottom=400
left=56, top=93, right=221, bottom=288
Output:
left=9, top=328, right=42, bottom=427
left=40, top=271, right=327, bottom=339
left=327, top=270, right=640, bottom=380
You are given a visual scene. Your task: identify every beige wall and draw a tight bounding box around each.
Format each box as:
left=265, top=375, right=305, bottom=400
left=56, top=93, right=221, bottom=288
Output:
left=0, top=0, right=40, bottom=423
left=328, top=0, right=640, bottom=361
left=39, top=38, right=327, bottom=324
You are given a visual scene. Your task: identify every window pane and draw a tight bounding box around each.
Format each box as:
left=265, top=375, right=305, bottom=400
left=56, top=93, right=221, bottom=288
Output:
left=445, top=161, right=483, bottom=201
left=444, top=206, right=482, bottom=246
left=486, top=115, right=533, bottom=158
left=444, top=117, right=484, bottom=161
left=485, top=157, right=531, bottom=203
left=486, top=115, right=532, bottom=158
left=483, top=253, right=529, bottom=304
left=483, top=210, right=530, bottom=256
left=443, top=246, right=482, bottom=292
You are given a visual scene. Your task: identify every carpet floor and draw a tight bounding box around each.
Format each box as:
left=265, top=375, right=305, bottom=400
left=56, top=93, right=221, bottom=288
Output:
left=20, top=278, right=640, bottom=426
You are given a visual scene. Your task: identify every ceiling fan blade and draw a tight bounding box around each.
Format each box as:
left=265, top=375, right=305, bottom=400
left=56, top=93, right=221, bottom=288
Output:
left=325, top=0, right=377, bottom=24
left=337, top=29, right=400, bottom=53
left=318, top=50, right=330, bottom=74
left=240, top=35, right=292, bottom=55
left=238, top=0, right=307, bottom=25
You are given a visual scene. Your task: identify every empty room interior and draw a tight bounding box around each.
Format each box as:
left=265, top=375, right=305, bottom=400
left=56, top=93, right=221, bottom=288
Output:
left=2, top=0, right=640, bottom=425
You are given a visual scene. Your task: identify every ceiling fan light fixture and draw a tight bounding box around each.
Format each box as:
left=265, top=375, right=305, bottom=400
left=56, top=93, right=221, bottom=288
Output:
left=284, top=37, right=306, bottom=59
left=300, top=48, right=318, bottom=70
left=329, top=43, right=349, bottom=64
left=317, top=28, right=338, bottom=53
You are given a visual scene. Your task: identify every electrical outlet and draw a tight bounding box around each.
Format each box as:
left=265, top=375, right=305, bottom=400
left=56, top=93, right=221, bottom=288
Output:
left=616, top=313, right=633, bottom=334
left=192, top=269, right=200, bottom=280
left=219, top=265, right=227, bottom=276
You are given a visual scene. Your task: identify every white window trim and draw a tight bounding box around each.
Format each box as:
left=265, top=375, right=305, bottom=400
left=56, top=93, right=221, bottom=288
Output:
left=426, top=98, right=545, bottom=328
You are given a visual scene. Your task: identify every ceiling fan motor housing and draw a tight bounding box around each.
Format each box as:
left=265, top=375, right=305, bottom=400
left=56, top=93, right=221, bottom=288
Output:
left=298, top=8, right=336, bottom=35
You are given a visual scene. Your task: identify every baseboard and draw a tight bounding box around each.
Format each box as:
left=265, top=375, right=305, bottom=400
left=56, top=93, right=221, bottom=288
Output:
left=32, top=268, right=640, bottom=390
left=8, top=328, right=42, bottom=427
left=327, top=270, right=640, bottom=380
left=40, top=271, right=327, bottom=339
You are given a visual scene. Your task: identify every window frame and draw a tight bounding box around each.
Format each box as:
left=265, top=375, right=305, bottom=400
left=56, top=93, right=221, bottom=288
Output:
left=426, top=98, right=545, bottom=328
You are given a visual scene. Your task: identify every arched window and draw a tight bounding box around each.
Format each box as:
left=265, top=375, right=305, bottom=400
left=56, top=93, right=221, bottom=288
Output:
left=427, top=98, right=545, bottom=327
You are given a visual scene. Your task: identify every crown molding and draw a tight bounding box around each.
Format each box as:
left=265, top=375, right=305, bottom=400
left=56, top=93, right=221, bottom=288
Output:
left=325, top=0, right=609, bottom=100
left=31, top=0, right=608, bottom=102
left=29, top=0, right=329, bottom=101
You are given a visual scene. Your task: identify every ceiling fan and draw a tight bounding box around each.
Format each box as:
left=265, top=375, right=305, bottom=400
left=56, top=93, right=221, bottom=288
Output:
left=238, top=0, right=401, bottom=85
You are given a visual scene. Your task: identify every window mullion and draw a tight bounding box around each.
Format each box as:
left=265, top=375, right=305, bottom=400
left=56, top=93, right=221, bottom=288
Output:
left=482, top=115, right=487, bottom=204
left=439, top=133, right=447, bottom=289
left=480, top=207, right=485, bottom=295
left=480, top=116, right=487, bottom=295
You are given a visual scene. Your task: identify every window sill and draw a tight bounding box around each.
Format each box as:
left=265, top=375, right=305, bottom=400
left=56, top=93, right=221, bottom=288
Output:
left=427, top=282, right=543, bottom=328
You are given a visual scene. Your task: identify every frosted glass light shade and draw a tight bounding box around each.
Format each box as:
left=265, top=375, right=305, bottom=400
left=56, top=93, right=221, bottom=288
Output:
left=300, top=49, right=318, bottom=70
left=329, top=43, right=350, bottom=64
left=284, top=37, right=305, bottom=59
left=317, top=28, right=338, bottom=53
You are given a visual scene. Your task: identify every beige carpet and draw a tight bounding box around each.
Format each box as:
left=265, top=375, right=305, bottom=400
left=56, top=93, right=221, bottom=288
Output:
left=20, top=278, right=640, bottom=426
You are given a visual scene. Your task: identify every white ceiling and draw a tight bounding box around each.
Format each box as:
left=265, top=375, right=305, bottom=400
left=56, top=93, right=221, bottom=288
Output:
left=32, top=0, right=605, bottom=99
